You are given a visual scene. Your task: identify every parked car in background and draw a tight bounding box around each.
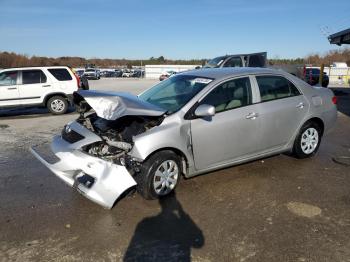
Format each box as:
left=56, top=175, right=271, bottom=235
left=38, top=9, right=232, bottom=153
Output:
left=103, top=71, right=117, bottom=78
left=84, top=68, right=100, bottom=80
left=79, top=75, right=89, bottom=90
left=122, top=70, right=131, bottom=78
left=72, top=69, right=89, bottom=90
left=204, top=52, right=267, bottom=68
left=159, top=70, right=177, bottom=81
left=0, top=66, right=79, bottom=114
left=74, top=69, right=85, bottom=77
left=30, top=67, right=337, bottom=208
left=131, top=70, right=144, bottom=78
left=115, top=69, right=123, bottom=77
left=304, top=68, right=329, bottom=87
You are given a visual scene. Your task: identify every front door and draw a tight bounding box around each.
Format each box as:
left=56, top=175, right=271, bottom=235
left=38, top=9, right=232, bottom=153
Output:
left=0, top=70, right=20, bottom=107
left=190, top=77, right=261, bottom=171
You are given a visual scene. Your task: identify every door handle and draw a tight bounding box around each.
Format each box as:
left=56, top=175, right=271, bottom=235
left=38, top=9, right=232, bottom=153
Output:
left=7, top=87, right=17, bottom=90
left=246, top=112, right=259, bottom=119
left=296, top=102, right=304, bottom=108
left=42, top=84, right=51, bottom=87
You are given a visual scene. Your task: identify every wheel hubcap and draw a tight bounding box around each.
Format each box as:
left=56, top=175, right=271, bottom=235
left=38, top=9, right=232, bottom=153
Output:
left=51, top=99, right=65, bottom=112
left=153, top=160, right=179, bottom=195
left=301, top=127, right=319, bottom=154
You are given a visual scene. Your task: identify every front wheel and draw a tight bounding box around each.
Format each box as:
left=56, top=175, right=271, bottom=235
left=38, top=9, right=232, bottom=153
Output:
left=293, top=122, right=322, bottom=158
left=135, top=150, right=182, bottom=200
left=47, top=96, right=68, bottom=115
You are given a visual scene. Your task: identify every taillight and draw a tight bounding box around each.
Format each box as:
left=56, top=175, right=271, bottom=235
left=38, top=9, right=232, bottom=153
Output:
left=332, top=96, right=337, bottom=105
left=69, top=67, right=81, bottom=88
left=73, top=73, right=80, bottom=88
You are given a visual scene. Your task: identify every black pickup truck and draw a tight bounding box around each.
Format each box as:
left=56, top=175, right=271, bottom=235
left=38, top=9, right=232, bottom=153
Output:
left=204, top=52, right=267, bottom=68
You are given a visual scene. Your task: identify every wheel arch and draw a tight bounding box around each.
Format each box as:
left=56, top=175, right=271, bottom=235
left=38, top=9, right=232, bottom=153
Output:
left=303, top=117, right=325, bottom=136
left=143, top=147, right=189, bottom=176
left=43, top=93, right=69, bottom=106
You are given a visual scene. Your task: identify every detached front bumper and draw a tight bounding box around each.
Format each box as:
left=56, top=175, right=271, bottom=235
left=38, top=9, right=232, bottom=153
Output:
left=30, top=122, right=137, bottom=209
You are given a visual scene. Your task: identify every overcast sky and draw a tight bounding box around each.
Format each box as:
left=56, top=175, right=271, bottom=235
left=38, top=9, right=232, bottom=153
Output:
left=0, top=0, right=349, bottom=59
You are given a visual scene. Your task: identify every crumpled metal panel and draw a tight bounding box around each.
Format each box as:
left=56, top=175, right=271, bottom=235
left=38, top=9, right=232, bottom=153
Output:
left=30, top=121, right=137, bottom=209
left=74, top=90, right=166, bottom=120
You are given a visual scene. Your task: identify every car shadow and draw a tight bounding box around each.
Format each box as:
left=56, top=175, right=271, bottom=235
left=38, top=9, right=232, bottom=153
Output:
left=331, top=87, right=350, bottom=117
left=123, top=192, right=204, bottom=262
left=0, top=106, right=76, bottom=119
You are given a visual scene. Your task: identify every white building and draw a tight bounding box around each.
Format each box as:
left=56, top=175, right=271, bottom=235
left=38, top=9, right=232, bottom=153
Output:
left=145, top=64, right=200, bottom=79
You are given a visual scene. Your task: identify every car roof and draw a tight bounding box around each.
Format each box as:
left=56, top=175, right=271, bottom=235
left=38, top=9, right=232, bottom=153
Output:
left=0, top=66, right=70, bottom=71
left=180, top=67, right=284, bottom=79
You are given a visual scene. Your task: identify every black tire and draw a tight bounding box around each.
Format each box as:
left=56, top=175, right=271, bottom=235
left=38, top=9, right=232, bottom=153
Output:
left=293, top=121, right=322, bottom=159
left=135, top=150, right=182, bottom=200
left=47, top=96, right=68, bottom=115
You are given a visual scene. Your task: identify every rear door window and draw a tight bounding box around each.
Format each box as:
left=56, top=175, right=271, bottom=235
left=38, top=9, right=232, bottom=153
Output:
left=256, top=75, right=301, bottom=102
left=22, top=70, right=47, bottom=84
left=0, top=71, right=18, bottom=86
left=48, top=68, right=72, bottom=81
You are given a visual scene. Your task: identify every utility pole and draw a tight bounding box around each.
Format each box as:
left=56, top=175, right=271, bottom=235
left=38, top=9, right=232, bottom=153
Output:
left=141, top=60, right=143, bottom=78
left=319, top=64, right=324, bottom=86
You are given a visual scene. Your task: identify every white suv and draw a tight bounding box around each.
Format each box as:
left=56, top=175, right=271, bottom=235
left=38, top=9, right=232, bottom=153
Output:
left=0, top=66, right=79, bottom=115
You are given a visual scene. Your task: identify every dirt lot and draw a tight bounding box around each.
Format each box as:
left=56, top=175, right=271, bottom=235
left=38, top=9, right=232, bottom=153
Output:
left=1, top=79, right=350, bottom=261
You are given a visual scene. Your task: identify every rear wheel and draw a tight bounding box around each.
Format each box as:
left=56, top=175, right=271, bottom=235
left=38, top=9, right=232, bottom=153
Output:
left=293, top=122, right=322, bottom=158
left=47, top=96, right=68, bottom=115
left=135, top=150, right=182, bottom=200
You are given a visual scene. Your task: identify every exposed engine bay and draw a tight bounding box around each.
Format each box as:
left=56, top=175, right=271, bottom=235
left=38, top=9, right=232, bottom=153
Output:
left=77, top=113, right=164, bottom=165
left=70, top=90, right=166, bottom=167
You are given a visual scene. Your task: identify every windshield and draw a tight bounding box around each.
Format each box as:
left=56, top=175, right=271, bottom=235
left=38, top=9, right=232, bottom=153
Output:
left=139, top=74, right=213, bottom=114
left=203, top=56, right=226, bottom=68
left=85, top=69, right=95, bottom=72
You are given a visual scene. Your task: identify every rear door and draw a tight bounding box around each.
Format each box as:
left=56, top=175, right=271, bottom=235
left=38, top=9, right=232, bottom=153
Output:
left=0, top=70, right=20, bottom=107
left=47, top=68, right=76, bottom=92
left=18, top=69, right=50, bottom=104
left=254, top=75, right=309, bottom=151
left=190, top=76, right=262, bottom=170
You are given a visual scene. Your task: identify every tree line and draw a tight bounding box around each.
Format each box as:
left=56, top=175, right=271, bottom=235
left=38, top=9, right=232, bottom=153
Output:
left=1, top=49, right=349, bottom=68
left=0, top=52, right=207, bottom=68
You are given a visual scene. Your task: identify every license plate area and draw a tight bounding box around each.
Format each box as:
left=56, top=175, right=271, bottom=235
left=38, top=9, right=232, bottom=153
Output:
left=32, top=143, right=60, bottom=164
left=75, top=171, right=95, bottom=188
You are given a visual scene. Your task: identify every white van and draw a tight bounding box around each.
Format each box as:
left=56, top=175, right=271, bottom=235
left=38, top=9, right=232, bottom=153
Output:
left=0, top=66, right=79, bottom=114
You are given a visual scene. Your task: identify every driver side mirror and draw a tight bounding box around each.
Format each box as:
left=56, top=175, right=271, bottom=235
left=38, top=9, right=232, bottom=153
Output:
left=194, top=104, right=215, bottom=117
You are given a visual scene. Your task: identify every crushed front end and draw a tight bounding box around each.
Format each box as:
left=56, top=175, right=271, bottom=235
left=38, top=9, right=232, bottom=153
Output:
left=30, top=90, right=165, bottom=208
left=30, top=121, right=138, bottom=209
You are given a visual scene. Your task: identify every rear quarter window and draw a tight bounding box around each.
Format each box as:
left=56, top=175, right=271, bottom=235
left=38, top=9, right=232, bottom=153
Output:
left=48, top=68, right=72, bottom=81
left=248, top=55, right=266, bottom=67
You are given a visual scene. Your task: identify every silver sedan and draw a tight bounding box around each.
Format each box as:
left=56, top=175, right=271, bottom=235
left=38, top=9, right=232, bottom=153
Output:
left=31, top=67, right=337, bottom=208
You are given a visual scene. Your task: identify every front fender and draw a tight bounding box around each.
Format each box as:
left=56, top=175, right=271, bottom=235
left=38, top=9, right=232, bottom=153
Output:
left=129, top=121, right=194, bottom=169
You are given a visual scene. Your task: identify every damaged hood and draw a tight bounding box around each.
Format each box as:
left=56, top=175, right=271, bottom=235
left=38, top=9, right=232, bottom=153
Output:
left=73, top=90, right=166, bottom=120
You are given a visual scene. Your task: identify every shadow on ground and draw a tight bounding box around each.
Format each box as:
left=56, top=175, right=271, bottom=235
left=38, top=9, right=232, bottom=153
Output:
left=0, top=106, right=76, bottom=119
left=123, top=192, right=204, bottom=262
